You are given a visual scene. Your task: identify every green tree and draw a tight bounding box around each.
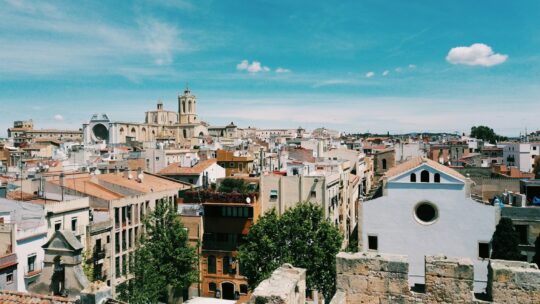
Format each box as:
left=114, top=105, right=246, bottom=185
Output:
left=118, top=201, right=198, bottom=303
left=470, top=126, right=507, bottom=144
left=218, top=178, right=249, bottom=193
left=491, top=217, right=522, bottom=261
left=239, top=203, right=343, bottom=301
left=533, top=234, right=540, bottom=268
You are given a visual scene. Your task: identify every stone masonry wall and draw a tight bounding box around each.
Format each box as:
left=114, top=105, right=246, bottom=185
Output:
left=249, top=264, right=306, bottom=304
left=488, top=260, right=540, bottom=303
left=334, top=252, right=540, bottom=304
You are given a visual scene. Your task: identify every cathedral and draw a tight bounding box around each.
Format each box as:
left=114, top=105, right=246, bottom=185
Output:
left=83, top=88, right=210, bottom=146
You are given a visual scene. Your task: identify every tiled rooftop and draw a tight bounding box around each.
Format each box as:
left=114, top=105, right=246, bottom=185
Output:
left=385, top=156, right=465, bottom=180
left=159, top=159, right=217, bottom=176
left=0, top=290, right=76, bottom=303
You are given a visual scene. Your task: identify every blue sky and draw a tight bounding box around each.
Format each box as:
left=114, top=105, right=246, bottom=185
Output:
left=1, top=0, right=539, bottom=136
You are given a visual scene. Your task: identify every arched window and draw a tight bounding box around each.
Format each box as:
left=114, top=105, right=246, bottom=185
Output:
left=410, top=173, right=416, bottom=182
left=119, top=127, right=124, bottom=135
left=382, top=159, right=387, bottom=170
left=434, top=173, right=441, bottom=183
left=208, top=255, right=216, bottom=274
left=420, top=170, right=430, bottom=183
left=209, top=282, right=217, bottom=292
left=182, top=101, right=186, bottom=113
left=130, top=127, right=136, bottom=135
left=188, top=101, right=192, bottom=113
left=183, top=129, right=187, bottom=138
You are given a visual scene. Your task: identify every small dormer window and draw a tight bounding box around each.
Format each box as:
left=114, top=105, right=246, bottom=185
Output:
left=410, top=173, right=416, bottom=182
left=420, top=170, right=430, bottom=183
left=434, top=173, right=441, bottom=183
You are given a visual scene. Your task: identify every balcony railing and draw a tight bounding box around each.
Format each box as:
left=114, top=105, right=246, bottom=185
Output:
left=93, top=247, right=106, bottom=260
left=181, top=190, right=258, bottom=205
left=0, top=253, right=17, bottom=269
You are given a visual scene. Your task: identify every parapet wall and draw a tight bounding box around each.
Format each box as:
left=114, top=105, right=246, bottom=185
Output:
left=333, top=252, right=540, bottom=304
left=249, top=264, right=306, bottom=304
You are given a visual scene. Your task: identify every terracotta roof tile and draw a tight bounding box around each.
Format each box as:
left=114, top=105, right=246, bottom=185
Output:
left=0, top=290, right=76, bottom=303
left=385, top=157, right=465, bottom=180
left=159, top=159, right=217, bottom=176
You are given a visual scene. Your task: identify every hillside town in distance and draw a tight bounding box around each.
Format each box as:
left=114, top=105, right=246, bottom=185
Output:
left=0, top=88, right=539, bottom=303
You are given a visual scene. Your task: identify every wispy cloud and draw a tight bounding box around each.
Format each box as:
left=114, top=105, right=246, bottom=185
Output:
left=276, top=67, right=291, bottom=73
left=382, top=70, right=389, bottom=76
left=0, top=1, right=187, bottom=78
left=54, top=114, right=64, bottom=121
left=365, top=71, right=374, bottom=78
left=446, top=43, right=507, bottom=67
left=236, top=60, right=270, bottom=73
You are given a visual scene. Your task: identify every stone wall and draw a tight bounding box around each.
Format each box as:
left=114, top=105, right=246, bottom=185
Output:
left=333, top=252, right=540, bottom=304
left=249, top=264, right=306, bottom=304
left=488, top=260, right=540, bottom=303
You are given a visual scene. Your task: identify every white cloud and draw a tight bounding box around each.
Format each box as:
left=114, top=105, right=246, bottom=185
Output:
left=276, top=67, right=291, bottom=73
left=365, top=71, right=374, bottom=78
left=408, top=64, right=416, bottom=69
left=395, top=67, right=402, bottom=72
left=382, top=70, right=389, bottom=76
left=236, top=60, right=270, bottom=73
left=138, top=18, right=179, bottom=66
left=54, top=114, right=64, bottom=121
left=446, top=43, right=507, bottom=67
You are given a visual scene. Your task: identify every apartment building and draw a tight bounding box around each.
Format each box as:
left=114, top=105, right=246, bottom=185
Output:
left=45, top=170, right=191, bottom=295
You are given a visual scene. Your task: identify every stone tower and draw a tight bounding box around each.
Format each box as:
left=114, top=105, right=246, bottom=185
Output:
left=178, top=87, right=198, bottom=124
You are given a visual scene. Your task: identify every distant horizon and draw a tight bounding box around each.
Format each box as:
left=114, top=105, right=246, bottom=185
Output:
left=1, top=0, right=539, bottom=138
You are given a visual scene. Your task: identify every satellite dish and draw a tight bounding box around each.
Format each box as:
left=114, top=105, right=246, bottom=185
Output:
left=246, top=197, right=251, bottom=204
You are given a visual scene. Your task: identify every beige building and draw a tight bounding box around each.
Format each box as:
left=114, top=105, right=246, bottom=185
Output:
left=45, top=171, right=191, bottom=295
left=83, top=88, right=209, bottom=147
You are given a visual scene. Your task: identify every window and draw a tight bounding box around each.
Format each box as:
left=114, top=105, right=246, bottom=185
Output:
left=410, top=173, right=416, bottom=182
left=229, top=162, right=235, bottom=168
left=240, top=284, right=248, bottom=294
left=223, top=256, right=231, bottom=274
left=208, top=256, right=216, bottom=274
left=209, top=282, right=217, bottom=292
left=382, top=159, right=387, bottom=170
left=6, top=271, right=13, bottom=284
left=420, top=170, right=430, bottom=183
left=54, top=222, right=61, bottom=231
left=415, top=202, right=438, bottom=224
left=270, top=190, right=278, bottom=200
left=434, top=173, right=441, bottom=183
left=28, top=254, right=36, bottom=272
left=478, top=242, right=490, bottom=259
left=515, top=225, right=529, bottom=245
left=310, top=190, right=317, bottom=198
left=368, top=235, right=378, bottom=251
left=71, top=217, right=77, bottom=232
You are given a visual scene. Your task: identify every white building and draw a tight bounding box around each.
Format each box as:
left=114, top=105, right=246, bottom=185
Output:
left=501, top=142, right=540, bottom=173
left=361, top=157, right=499, bottom=292
left=159, top=159, right=226, bottom=187
left=0, top=199, right=47, bottom=292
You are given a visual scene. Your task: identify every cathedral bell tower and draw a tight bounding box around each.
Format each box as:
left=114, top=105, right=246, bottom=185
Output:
left=178, top=87, right=198, bottom=124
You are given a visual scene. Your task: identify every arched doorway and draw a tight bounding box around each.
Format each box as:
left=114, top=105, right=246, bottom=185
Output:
left=221, top=282, right=235, bottom=300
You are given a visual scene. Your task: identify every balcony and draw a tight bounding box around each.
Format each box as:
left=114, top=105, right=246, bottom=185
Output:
left=181, top=190, right=258, bottom=205
left=203, top=240, right=245, bottom=251
left=25, top=265, right=42, bottom=278
left=93, top=247, right=106, bottom=261
left=0, top=253, right=17, bottom=270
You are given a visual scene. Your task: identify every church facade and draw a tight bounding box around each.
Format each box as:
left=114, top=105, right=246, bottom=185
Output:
left=83, top=88, right=211, bottom=146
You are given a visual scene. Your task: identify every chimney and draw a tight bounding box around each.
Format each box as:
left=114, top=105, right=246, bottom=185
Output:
left=124, top=170, right=133, bottom=180
left=137, top=167, right=144, bottom=183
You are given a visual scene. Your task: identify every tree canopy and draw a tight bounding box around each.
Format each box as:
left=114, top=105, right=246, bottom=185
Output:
left=470, top=126, right=507, bottom=144
left=118, top=201, right=198, bottom=303
left=238, top=202, right=343, bottom=301
left=491, top=217, right=523, bottom=261
left=218, top=178, right=250, bottom=193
